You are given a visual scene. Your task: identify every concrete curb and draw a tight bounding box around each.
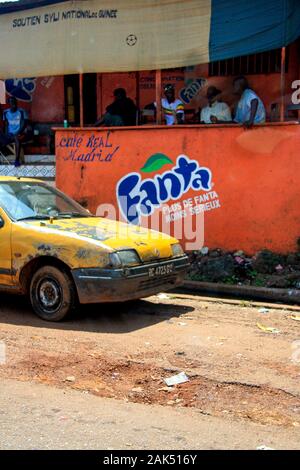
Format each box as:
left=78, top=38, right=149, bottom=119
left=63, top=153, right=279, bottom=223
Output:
left=182, top=280, right=300, bottom=305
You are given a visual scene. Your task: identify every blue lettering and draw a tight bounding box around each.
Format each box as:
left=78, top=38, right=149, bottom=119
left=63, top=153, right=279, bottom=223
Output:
left=117, top=155, right=213, bottom=224
left=192, top=168, right=211, bottom=190
left=139, top=180, right=160, bottom=215
left=174, top=156, right=197, bottom=190
left=156, top=173, right=181, bottom=201
left=117, top=173, right=141, bottom=224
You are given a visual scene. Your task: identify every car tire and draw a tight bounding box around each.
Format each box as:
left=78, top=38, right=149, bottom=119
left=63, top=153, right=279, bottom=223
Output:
left=30, top=265, right=76, bottom=321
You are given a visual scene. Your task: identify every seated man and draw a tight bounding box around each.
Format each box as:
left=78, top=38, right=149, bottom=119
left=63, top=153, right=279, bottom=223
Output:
left=161, top=84, right=184, bottom=125
left=233, top=76, right=266, bottom=127
left=95, top=88, right=137, bottom=127
left=200, top=86, right=232, bottom=124
left=2, top=96, right=29, bottom=167
left=145, top=84, right=185, bottom=125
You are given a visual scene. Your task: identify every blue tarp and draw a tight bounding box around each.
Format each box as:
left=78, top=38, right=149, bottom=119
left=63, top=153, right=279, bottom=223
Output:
left=209, top=0, right=300, bottom=61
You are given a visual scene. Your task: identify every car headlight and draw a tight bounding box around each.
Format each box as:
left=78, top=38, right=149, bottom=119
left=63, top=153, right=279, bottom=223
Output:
left=109, top=250, right=140, bottom=267
left=171, top=243, right=184, bottom=257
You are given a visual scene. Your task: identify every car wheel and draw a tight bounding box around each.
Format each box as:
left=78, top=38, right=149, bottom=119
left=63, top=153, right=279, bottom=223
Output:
left=30, top=265, right=76, bottom=321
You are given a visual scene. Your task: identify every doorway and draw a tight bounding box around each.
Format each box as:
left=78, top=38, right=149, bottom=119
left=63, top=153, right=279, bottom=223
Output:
left=64, top=73, right=97, bottom=126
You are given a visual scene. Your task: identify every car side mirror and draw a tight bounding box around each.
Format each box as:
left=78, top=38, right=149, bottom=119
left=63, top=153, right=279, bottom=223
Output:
left=0, top=217, right=4, bottom=229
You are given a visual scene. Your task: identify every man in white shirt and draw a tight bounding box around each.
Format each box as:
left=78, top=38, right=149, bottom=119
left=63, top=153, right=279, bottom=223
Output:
left=200, top=86, right=232, bottom=124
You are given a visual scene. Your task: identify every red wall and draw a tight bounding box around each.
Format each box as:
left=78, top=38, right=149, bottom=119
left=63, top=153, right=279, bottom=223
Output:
left=55, top=123, right=300, bottom=255
left=31, top=76, right=65, bottom=122
left=3, top=76, right=64, bottom=123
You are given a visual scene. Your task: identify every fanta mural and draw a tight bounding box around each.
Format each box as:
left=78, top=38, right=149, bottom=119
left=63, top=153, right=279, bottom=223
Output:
left=117, top=154, right=219, bottom=225
left=55, top=124, right=300, bottom=254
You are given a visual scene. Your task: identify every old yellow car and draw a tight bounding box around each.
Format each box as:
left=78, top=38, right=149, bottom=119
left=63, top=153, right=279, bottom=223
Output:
left=0, top=177, right=189, bottom=321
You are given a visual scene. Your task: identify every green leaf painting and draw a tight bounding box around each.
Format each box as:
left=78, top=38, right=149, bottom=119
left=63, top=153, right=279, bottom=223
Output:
left=140, top=153, right=173, bottom=173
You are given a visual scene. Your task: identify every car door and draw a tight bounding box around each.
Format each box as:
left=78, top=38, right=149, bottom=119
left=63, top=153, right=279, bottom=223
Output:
left=0, top=207, right=13, bottom=287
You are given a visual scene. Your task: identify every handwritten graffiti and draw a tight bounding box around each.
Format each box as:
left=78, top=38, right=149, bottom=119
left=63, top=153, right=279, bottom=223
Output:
left=40, top=77, right=55, bottom=89
left=59, top=131, right=120, bottom=163
left=179, top=78, right=206, bottom=104
left=117, top=155, right=212, bottom=224
left=5, top=78, right=36, bottom=102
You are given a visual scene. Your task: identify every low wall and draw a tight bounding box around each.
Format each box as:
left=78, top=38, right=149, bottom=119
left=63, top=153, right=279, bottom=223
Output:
left=55, top=123, right=300, bottom=254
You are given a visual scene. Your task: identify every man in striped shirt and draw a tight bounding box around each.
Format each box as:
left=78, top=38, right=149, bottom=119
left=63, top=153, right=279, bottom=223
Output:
left=161, top=84, right=185, bottom=125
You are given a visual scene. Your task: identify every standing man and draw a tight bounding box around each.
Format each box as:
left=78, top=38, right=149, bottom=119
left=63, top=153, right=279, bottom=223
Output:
left=233, top=76, right=266, bottom=128
left=2, top=96, right=28, bottom=167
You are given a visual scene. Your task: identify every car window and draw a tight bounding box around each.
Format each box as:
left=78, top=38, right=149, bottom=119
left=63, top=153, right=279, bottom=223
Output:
left=0, top=182, right=90, bottom=221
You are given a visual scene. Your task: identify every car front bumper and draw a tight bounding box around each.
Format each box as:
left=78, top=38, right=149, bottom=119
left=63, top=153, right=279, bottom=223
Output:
left=72, top=255, right=190, bottom=304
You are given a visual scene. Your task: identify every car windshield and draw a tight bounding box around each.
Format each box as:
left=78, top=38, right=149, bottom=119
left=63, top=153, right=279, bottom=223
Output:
left=0, top=181, right=91, bottom=221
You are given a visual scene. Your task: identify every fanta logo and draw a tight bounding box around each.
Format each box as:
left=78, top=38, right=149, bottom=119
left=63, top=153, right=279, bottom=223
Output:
left=117, top=154, right=212, bottom=224
left=140, top=153, right=173, bottom=173
left=5, top=78, right=36, bottom=102
left=179, top=78, right=206, bottom=104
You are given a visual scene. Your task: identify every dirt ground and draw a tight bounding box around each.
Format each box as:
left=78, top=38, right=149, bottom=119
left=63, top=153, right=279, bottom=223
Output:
left=0, top=290, right=300, bottom=431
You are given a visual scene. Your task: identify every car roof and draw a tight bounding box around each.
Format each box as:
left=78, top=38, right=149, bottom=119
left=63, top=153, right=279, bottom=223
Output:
left=0, top=176, right=44, bottom=183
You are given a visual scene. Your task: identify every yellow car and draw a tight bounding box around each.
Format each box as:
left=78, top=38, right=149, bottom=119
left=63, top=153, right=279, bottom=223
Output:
left=0, top=177, right=189, bottom=321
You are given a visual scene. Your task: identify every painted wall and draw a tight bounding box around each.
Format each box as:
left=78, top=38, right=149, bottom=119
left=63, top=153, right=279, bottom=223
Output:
left=31, top=76, right=65, bottom=122
left=55, top=123, right=300, bottom=254
left=3, top=76, right=64, bottom=123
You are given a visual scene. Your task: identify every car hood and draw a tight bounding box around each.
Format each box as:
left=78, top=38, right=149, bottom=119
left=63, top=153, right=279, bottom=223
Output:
left=20, top=217, right=178, bottom=262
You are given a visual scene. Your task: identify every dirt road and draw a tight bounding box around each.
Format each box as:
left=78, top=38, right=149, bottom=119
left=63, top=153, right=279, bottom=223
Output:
left=0, top=291, right=300, bottom=449
left=1, top=378, right=300, bottom=450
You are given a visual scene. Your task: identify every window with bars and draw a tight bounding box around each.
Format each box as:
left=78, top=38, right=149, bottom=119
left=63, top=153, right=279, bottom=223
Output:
left=209, top=48, right=288, bottom=76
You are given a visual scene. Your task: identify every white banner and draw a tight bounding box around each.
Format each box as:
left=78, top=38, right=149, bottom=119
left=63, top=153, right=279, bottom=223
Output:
left=0, top=0, right=211, bottom=78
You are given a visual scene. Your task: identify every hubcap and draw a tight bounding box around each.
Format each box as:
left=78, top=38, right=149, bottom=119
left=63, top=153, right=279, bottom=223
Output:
left=38, top=279, right=61, bottom=311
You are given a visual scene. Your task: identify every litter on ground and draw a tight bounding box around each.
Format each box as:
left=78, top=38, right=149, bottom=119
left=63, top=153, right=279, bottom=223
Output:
left=164, top=372, right=189, bottom=387
left=256, top=445, right=275, bottom=450
left=288, top=314, right=300, bottom=322
left=256, top=323, right=280, bottom=334
left=258, top=308, right=269, bottom=314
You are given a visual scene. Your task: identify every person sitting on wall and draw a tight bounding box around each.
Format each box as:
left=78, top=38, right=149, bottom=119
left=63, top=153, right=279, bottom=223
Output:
left=200, top=85, right=232, bottom=124
left=95, top=88, right=137, bottom=127
left=145, top=84, right=185, bottom=125
left=233, top=76, right=266, bottom=128
left=2, top=96, right=29, bottom=167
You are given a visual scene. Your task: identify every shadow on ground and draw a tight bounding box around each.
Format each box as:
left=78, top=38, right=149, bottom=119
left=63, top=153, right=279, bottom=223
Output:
left=0, top=293, right=194, bottom=334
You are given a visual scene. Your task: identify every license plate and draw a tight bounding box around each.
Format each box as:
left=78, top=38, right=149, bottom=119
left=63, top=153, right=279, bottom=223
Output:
left=148, top=263, right=174, bottom=278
